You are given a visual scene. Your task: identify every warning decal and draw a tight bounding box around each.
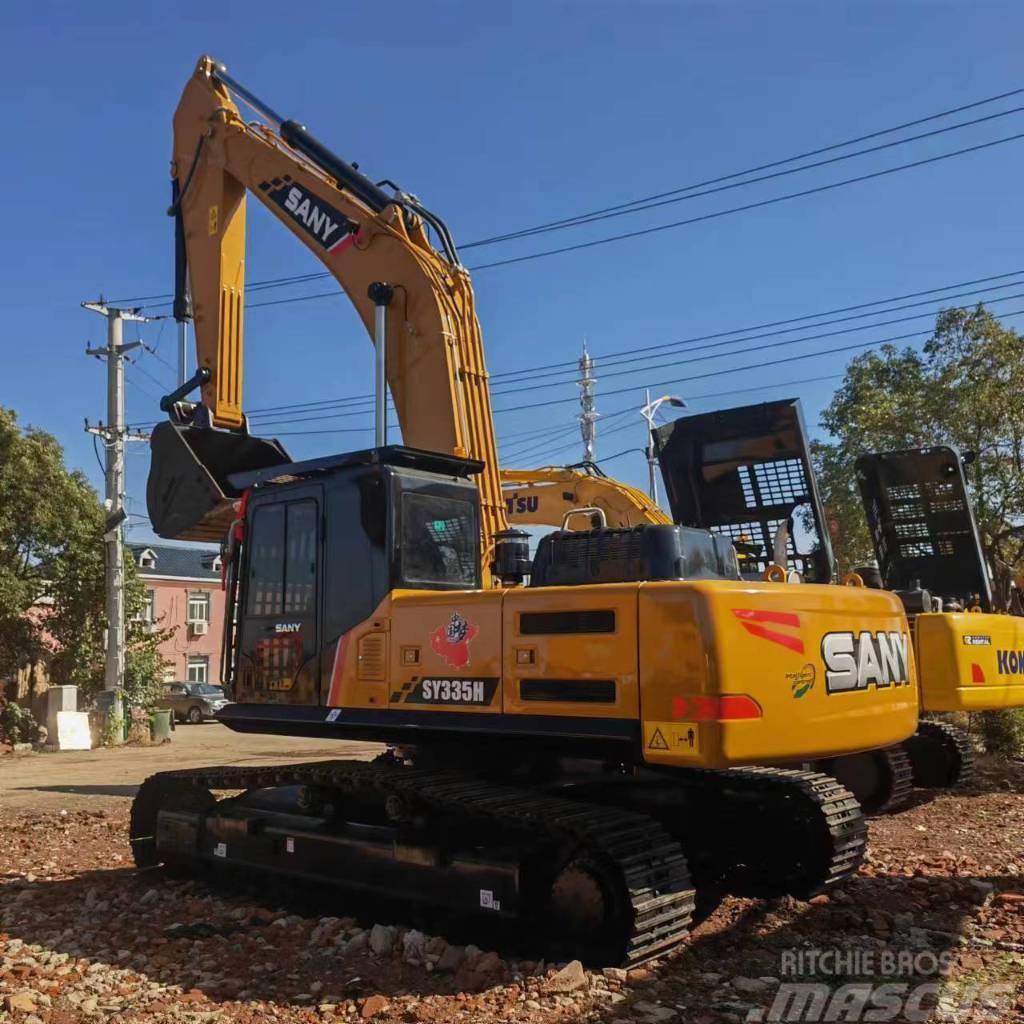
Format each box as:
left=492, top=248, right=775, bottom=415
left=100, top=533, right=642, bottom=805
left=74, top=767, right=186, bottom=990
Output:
left=648, top=728, right=669, bottom=751
left=643, top=721, right=701, bottom=757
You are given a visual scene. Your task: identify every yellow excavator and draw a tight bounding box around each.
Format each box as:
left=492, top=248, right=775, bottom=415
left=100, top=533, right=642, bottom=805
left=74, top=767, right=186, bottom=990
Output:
left=133, top=57, right=919, bottom=965
left=503, top=399, right=1024, bottom=811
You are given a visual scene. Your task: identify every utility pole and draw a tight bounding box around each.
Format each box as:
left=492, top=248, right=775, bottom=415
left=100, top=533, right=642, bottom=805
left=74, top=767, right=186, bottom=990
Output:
left=578, top=343, right=598, bottom=463
left=83, top=301, right=149, bottom=742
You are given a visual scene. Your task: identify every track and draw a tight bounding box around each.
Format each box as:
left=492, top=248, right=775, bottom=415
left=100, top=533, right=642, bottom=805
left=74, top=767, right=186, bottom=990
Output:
left=904, top=720, right=976, bottom=789
left=810, top=745, right=914, bottom=816
left=130, top=758, right=696, bottom=966
left=645, top=766, right=866, bottom=899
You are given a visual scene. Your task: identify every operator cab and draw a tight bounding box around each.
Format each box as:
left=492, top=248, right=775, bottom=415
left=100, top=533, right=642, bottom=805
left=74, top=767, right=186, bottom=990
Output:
left=221, top=446, right=482, bottom=705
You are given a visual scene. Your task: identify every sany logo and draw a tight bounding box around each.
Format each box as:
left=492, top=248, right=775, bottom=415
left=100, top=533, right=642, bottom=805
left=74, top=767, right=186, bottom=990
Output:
left=821, top=631, right=911, bottom=694
left=282, top=187, right=344, bottom=245
left=259, top=176, right=356, bottom=253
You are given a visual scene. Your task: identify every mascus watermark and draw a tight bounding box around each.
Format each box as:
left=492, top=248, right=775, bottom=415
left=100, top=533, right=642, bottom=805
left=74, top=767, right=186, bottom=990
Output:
left=745, top=980, right=1016, bottom=1023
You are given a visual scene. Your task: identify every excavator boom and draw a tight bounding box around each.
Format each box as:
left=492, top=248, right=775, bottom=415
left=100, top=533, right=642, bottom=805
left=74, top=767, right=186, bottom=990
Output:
left=151, top=56, right=507, bottom=573
left=500, top=465, right=670, bottom=529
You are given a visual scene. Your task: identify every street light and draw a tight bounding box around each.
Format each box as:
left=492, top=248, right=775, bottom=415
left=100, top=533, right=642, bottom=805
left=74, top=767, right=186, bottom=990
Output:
left=640, top=389, right=687, bottom=503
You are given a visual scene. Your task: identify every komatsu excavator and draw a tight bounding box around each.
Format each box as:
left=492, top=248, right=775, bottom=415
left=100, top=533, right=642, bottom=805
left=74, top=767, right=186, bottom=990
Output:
left=133, top=57, right=919, bottom=965
left=503, top=400, right=1024, bottom=811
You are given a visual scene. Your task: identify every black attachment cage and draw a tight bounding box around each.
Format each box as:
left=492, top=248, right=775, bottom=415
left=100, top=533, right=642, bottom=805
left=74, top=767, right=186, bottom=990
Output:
left=652, top=399, right=835, bottom=583
left=855, top=447, right=992, bottom=611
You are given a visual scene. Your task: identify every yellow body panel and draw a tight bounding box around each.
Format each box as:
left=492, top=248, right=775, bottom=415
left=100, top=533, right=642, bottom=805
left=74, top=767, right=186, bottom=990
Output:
left=638, top=581, right=919, bottom=767
left=326, top=580, right=919, bottom=768
left=916, top=612, right=1024, bottom=711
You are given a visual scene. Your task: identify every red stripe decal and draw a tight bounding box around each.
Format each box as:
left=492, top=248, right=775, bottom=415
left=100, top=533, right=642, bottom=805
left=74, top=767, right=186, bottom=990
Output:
left=738, top=621, right=806, bottom=654
left=971, top=662, right=985, bottom=683
left=732, top=608, right=801, bottom=627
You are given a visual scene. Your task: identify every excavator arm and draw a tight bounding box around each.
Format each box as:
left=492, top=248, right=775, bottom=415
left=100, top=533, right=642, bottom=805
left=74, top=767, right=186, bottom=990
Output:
left=500, top=466, right=669, bottom=529
left=151, top=56, right=507, bottom=571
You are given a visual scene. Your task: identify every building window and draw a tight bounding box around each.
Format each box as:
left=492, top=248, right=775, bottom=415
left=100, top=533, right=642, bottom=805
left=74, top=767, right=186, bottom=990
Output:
left=187, top=591, right=211, bottom=624
left=186, top=656, right=209, bottom=683
left=144, top=589, right=155, bottom=624
left=138, top=548, right=158, bottom=569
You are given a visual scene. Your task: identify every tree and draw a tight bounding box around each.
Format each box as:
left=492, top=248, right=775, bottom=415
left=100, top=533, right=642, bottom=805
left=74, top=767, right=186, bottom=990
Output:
left=813, top=306, right=1024, bottom=755
left=0, top=407, right=169, bottom=708
left=816, top=305, right=1024, bottom=571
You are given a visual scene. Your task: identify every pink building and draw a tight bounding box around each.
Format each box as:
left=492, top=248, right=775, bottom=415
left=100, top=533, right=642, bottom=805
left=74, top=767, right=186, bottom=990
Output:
left=130, top=544, right=226, bottom=685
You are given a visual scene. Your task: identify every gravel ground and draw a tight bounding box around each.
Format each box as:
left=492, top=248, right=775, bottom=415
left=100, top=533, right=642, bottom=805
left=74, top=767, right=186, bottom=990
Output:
left=1, top=752, right=1021, bottom=1024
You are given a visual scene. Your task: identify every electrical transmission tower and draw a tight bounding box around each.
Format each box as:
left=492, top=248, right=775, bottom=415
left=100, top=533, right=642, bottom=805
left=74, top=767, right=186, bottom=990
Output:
left=577, top=342, right=598, bottom=463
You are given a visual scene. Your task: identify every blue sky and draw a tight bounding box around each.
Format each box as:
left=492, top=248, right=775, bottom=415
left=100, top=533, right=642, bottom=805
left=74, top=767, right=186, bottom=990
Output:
left=3, top=1, right=1023, bottom=542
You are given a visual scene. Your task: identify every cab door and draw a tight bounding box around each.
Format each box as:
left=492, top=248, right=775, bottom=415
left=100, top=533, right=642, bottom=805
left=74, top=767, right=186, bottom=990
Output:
left=236, top=488, right=321, bottom=704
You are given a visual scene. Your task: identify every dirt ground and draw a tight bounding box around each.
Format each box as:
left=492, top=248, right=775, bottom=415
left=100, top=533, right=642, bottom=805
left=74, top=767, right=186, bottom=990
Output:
left=0, top=725, right=383, bottom=813
left=1, top=733, right=1022, bottom=1024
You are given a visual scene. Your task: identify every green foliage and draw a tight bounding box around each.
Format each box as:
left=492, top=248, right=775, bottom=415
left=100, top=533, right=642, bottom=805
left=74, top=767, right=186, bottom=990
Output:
left=815, top=308, right=1024, bottom=759
left=815, top=306, right=1024, bottom=572
left=124, top=641, right=170, bottom=711
left=0, top=406, right=170, bottom=707
left=0, top=699, right=39, bottom=745
left=977, top=708, right=1024, bottom=758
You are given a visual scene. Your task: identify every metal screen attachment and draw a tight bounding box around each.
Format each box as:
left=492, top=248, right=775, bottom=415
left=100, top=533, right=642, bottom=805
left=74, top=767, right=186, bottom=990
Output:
left=652, top=399, right=835, bottom=582
left=855, top=447, right=992, bottom=609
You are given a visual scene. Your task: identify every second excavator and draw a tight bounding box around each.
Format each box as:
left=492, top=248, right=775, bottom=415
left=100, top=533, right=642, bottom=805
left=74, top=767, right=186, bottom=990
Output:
left=133, top=57, right=919, bottom=965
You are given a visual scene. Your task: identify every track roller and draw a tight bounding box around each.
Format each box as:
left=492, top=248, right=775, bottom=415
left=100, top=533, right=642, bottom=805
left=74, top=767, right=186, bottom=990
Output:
left=819, top=746, right=914, bottom=815
left=903, top=721, right=975, bottom=789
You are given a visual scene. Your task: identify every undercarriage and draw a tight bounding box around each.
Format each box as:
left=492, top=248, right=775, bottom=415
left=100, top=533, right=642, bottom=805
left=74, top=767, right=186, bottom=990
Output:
left=130, top=754, right=865, bottom=966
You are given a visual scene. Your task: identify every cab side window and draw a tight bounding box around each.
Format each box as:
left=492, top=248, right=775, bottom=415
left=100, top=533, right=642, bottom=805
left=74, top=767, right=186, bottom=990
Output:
left=247, top=501, right=317, bottom=617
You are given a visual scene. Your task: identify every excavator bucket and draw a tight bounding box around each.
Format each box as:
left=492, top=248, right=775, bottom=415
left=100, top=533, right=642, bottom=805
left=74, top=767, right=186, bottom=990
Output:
left=146, top=420, right=292, bottom=542
left=652, top=398, right=835, bottom=583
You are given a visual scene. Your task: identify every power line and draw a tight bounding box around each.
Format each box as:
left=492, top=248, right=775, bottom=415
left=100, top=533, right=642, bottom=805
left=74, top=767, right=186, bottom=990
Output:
left=487, top=269, right=1024, bottom=381
left=462, top=102, right=1024, bottom=247
left=196, top=126, right=1024, bottom=290
left=204, top=282, right=1024, bottom=430
left=125, top=121, right=1024, bottom=315
left=491, top=288, right=1024, bottom=398
left=470, top=132, right=1024, bottom=272
left=506, top=372, right=851, bottom=467
left=490, top=308, right=1024, bottom=414
left=108, top=85, right=1024, bottom=306
left=125, top=268, right=1024, bottom=431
